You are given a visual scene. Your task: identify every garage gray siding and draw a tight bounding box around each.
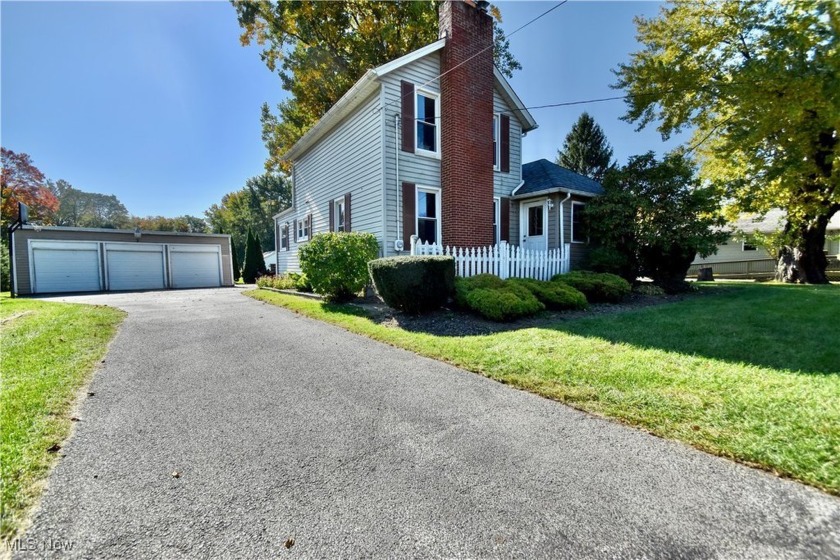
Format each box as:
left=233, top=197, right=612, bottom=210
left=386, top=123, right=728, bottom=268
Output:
left=12, top=226, right=233, bottom=295
left=280, top=92, right=383, bottom=272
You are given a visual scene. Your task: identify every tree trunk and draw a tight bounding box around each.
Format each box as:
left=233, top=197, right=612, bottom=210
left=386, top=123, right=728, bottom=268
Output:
left=775, top=216, right=830, bottom=284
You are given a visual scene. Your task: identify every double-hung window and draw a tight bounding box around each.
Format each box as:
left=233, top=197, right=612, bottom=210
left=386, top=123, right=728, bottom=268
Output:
left=493, top=114, right=500, bottom=171
left=281, top=224, right=289, bottom=250
left=416, top=187, right=441, bottom=244
left=416, top=89, right=439, bottom=156
left=333, top=198, right=345, bottom=232
left=571, top=202, right=586, bottom=243
left=297, top=215, right=309, bottom=242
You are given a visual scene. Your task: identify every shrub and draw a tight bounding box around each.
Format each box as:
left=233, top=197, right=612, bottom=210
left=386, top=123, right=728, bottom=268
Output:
left=551, top=270, right=631, bottom=303
left=289, top=272, right=312, bottom=292
left=0, top=242, right=9, bottom=292
left=507, top=278, right=588, bottom=310
left=242, top=228, right=267, bottom=283
left=299, top=232, right=379, bottom=302
left=256, top=274, right=298, bottom=290
left=454, top=273, right=507, bottom=308
left=368, top=256, right=455, bottom=314
left=633, top=283, right=666, bottom=296
left=464, top=285, right=544, bottom=322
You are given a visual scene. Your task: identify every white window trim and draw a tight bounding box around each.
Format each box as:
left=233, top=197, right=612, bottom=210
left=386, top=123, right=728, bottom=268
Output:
left=297, top=216, right=309, bottom=243
left=416, top=185, right=442, bottom=245
left=333, top=197, right=345, bottom=232
left=571, top=201, right=586, bottom=244
left=493, top=196, right=501, bottom=244
left=415, top=88, right=440, bottom=159
left=493, top=114, right=501, bottom=172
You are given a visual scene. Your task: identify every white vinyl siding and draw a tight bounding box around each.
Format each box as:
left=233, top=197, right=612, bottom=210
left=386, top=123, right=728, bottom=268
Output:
left=282, top=92, right=383, bottom=272
left=105, top=243, right=166, bottom=291
left=380, top=51, right=442, bottom=256
left=493, top=90, right=522, bottom=199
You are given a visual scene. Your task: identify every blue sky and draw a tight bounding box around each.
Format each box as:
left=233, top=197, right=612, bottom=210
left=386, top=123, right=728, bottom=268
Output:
left=2, top=1, right=688, bottom=218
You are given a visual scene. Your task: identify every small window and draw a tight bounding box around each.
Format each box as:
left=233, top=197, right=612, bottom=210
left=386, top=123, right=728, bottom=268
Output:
left=493, top=114, right=500, bottom=171
left=742, top=242, right=757, bottom=251
left=416, top=90, right=439, bottom=155
left=297, top=215, right=310, bottom=242
left=528, top=205, right=544, bottom=236
left=571, top=202, right=587, bottom=243
left=493, top=197, right=500, bottom=244
left=416, top=187, right=441, bottom=244
left=281, top=224, right=289, bottom=250
left=333, top=198, right=345, bottom=232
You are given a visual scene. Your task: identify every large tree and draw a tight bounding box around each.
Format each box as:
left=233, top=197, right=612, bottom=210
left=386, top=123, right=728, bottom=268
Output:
left=130, top=215, right=208, bottom=233
left=49, top=179, right=131, bottom=229
left=586, top=151, right=727, bottom=293
left=614, top=0, right=839, bottom=284
left=205, top=173, right=291, bottom=264
left=555, top=112, right=615, bottom=181
left=1, top=148, right=58, bottom=228
left=233, top=1, right=521, bottom=172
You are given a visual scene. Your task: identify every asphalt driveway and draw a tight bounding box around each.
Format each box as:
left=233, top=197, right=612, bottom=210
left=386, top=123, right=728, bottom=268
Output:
left=18, top=288, right=840, bottom=559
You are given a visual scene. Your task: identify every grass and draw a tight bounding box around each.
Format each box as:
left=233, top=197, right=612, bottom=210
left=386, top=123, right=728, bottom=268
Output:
left=247, top=283, right=840, bottom=495
left=0, top=293, right=125, bottom=539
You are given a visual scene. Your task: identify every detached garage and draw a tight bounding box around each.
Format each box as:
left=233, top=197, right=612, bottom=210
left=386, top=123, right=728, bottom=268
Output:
left=11, top=226, right=233, bottom=296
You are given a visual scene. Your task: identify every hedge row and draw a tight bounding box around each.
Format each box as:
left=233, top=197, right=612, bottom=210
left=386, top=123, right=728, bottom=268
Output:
left=368, top=256, right=455, bottom=314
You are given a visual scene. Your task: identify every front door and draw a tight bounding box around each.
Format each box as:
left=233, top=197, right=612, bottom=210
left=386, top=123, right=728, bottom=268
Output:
left=520, top=200, right=547, bottom=251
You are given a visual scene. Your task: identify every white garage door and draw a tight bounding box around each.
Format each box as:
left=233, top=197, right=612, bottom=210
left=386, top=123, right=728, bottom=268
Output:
left=105, top=243, right=166, bottom=291
left=30, top=241, right=102, bottom=294
left=169, top=244, right=222, bottom=288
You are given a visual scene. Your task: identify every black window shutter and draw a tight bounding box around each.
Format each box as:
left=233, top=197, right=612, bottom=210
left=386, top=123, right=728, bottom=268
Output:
left=293, top=219, right=298, bottom=242
left=401, top=81, right=415, bottom=153
left=501, top=115, right=510, bottom=173
left=329, top=201, right=335, bottom=232
left=344, top=193, right=352, bottom=232
left=500, top=198, right=511, bottom=242
left=307, top=214, right=312, bottom=238
left=402, top=182, right=415, bottom=248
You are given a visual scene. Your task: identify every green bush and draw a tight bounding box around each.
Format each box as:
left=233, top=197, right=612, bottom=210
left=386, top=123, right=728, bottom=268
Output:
left=507, top=278, right=588, bottom=311
left=464, top=285, right=544, bottom=322
left=0, top=242, right=9, bottom=292
left=454, top=274, right=545, bottom=321
left=299, top=232, right=379, bottom=302
left=368, top=256, right=455, bottom=314
left=454, top=273, right=507, bottom=308
left=633, top=282, right=666, bottom=296
left=289, top=272, right=312, bottom=292
left=256, top=274, right=298, bottom=290
left=552, top=270, right=631, bottom=303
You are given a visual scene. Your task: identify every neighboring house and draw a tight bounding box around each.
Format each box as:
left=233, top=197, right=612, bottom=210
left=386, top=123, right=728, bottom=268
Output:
left=689, top=209, right=840, bottom=278
left=271, top=0, right=601, bottom=274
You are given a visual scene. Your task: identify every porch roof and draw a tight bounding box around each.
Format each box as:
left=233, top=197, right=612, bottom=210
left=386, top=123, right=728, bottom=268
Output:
left=515, top=159, right=604, bottom=199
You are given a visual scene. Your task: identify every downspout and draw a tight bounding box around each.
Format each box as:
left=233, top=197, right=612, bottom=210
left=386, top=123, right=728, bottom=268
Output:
left=379, top=84, right=388, bottom=257
left=559, top=191, right=571, bottom=266
left=394, top=114, right=402, bottom=253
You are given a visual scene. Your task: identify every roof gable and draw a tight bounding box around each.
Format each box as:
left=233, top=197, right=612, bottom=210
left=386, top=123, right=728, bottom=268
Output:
left=283, top=38, right=536, bottom=162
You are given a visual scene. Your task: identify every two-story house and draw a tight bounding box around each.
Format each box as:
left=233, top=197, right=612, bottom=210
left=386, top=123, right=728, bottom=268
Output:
left=273, top=0, right=603, bottom=274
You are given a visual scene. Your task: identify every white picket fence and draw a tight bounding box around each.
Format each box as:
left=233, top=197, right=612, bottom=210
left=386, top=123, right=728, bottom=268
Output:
left=410, top=238, right=570, bottom=280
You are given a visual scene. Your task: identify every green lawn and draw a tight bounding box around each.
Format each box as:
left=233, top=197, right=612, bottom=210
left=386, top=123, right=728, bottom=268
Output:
left=247, top=283, right=840, bottom=494
left=0, top=294, right=125, bottom=539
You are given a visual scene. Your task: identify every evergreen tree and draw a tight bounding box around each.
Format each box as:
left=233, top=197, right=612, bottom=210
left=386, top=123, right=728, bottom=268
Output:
left=241, top=228, right=262, bottom=284
left=230, top=236, right=241, bottom=282
left=556, top=113, right=615, bottom=182
left=253, top=234, right=267, bottom=277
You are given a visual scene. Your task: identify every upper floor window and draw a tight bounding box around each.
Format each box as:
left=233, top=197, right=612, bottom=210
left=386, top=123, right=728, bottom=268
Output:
left=297, top=214, right=310, bottom=242
left=280, top=223, right=289, bottom=250
left=493, top=114, right=500, bottom=171
left=416, top=90, right=439, bottom=156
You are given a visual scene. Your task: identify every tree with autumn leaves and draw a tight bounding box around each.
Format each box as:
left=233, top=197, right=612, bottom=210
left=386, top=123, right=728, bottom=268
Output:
left=1, top=148, right=58, bottom=229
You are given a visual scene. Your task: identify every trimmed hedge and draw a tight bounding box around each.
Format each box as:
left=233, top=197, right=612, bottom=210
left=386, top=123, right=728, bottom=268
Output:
left=368, top=256, right=455, bottom=314
left=455, top=274, right=545, bottom=322
left=300, top=232, right=379, bottom=302
left=507, top=278, right=588, bottom=311
left=551, top=270, right=631, bottom=303
left=255, top=272, right=312, bottom=292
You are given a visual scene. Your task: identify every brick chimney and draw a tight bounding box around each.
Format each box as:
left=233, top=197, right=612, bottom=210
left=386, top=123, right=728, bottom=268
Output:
left=439, top=0, right=495, bottom=248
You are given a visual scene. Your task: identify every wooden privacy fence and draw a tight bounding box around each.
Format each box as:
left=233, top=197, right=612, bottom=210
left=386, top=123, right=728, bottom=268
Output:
left=410, top=237, right=570, bottom=280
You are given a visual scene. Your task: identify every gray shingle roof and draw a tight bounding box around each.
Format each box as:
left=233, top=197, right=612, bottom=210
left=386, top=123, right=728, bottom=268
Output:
left=518, top=159, right=604, bottom=197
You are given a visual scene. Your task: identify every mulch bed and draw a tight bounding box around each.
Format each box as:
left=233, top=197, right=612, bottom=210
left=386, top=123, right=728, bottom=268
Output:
left=347, top=289, right=713, bottom=337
